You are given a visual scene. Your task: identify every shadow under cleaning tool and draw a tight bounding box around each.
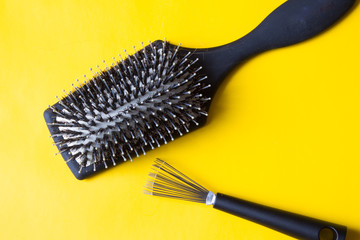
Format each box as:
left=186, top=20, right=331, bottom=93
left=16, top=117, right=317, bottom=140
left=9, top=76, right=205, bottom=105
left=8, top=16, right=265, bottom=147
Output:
left=144, top=159, right=346, bottom=240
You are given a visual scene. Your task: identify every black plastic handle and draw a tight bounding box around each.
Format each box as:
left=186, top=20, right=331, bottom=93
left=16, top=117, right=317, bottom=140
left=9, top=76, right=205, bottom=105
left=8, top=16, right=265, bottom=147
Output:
left=241, top=0, right=353, bottom=51
left=198, top=0, right=355, bottom=92
left=213, top=193, right=346, bottom=240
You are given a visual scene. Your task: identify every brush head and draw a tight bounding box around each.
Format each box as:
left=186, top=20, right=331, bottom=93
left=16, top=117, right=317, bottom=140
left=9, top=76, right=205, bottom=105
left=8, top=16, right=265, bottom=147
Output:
left=44, top=40, right=212, bottom=179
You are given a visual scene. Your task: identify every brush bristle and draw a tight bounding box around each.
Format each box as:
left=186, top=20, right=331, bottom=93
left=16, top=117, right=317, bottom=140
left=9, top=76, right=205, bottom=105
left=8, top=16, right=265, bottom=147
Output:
left=48, top=41, right=210, bottom=172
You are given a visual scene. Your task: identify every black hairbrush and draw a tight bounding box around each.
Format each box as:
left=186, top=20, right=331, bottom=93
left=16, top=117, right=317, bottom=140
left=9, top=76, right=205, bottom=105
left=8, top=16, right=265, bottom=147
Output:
left=144, top=159, right=347, bottom=240
left=44, top=0, right=355, bottom=179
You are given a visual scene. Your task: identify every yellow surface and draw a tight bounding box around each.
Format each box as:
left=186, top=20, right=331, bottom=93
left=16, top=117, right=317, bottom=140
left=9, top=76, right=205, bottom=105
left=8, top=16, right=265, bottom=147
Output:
left=1, top=0, right=360, bottom=239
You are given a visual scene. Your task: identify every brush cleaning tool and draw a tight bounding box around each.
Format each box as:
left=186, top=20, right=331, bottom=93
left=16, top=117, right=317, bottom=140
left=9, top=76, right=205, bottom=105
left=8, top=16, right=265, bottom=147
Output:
left=144, top=159, right=347, bottom=240
left=44, top=0, right=355, bottom=179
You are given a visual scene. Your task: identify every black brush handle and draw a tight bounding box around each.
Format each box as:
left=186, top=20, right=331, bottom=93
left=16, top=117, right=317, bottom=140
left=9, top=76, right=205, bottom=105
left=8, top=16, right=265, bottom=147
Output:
left=213, top=193, right=346, bottom=240
left=200, top=0, right=355, bottom=91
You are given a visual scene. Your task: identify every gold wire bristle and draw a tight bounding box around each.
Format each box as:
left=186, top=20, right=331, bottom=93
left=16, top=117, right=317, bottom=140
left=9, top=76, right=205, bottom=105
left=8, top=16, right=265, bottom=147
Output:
left=144, top=159, right=209, bottom=203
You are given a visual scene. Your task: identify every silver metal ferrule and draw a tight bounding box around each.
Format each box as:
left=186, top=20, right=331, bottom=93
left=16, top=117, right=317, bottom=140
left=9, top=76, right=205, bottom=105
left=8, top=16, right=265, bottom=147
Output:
left=206, top=191, right=216, bottom=205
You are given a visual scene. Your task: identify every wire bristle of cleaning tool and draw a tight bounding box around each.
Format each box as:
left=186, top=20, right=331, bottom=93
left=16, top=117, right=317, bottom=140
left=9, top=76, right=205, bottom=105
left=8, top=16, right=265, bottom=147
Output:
left=144, top=159, right=214, bottom=204
left=44, top=0, right=355, bottom=179
left=144, top=159, right=348, bottom=240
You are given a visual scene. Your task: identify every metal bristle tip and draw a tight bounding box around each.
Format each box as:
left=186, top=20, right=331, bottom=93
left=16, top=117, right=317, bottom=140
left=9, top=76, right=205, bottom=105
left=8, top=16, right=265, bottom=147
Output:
left=45, top=40, right=210, bottom=178
left=144, top=159, right=210, bottom=204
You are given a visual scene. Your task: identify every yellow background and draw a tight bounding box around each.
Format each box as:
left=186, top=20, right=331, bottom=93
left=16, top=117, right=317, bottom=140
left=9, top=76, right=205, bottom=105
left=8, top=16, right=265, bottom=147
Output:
left=1, top=0, right=360, bottom=239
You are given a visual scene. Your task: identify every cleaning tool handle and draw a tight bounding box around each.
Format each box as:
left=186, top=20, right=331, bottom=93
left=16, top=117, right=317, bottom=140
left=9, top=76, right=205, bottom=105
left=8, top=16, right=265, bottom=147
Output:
left=213, top=193, right=346, bottom=240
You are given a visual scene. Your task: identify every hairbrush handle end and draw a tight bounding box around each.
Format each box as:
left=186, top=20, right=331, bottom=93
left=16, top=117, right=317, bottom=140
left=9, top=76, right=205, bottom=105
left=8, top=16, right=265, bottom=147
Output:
left=199, top=0, right=356, bottom=92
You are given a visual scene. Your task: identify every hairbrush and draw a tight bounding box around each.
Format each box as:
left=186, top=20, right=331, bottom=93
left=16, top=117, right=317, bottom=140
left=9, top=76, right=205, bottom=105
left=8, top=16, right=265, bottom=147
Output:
left=144, top=159, right=347, bottom=240
left=44, top=0, right=355, bottom=179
